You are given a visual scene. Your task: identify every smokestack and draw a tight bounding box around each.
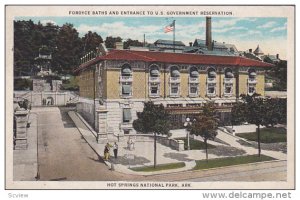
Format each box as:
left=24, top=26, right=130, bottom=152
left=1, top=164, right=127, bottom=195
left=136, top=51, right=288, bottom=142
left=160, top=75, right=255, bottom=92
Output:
left=189, top=42, right=193, bottom=47
left=249, top=49, right=252, bottom=53
left=206, top=16, right=212, bottom=51
left=276, top=54, right=279, bottom=59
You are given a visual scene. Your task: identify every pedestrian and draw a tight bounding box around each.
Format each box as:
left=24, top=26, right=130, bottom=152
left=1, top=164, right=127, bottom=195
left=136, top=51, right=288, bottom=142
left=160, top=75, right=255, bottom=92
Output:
left=104, top=143, right=111, bottom=161
left=113, top=142, right=118, bottom=159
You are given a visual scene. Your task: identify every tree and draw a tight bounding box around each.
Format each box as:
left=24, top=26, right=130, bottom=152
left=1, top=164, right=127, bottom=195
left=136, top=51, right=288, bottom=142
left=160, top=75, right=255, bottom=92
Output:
left=232, top=94, right=287, bottom=157
left=123, top=38, right=143, bottom=49
left=190, top=102, right=218, bottom=162
left=55, top=23, right=83, bottom=74
left=231, top=101, right=247, bottom=126
left=82, top=31, right=103, bottom=53
left=133, top=101, right=170, bottom=168
left=104, top=36, right=122, bottom=49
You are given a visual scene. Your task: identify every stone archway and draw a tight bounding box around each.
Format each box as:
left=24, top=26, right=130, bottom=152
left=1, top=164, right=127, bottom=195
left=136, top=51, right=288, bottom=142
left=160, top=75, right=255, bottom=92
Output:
left=46, top=96, right=54, bottom=105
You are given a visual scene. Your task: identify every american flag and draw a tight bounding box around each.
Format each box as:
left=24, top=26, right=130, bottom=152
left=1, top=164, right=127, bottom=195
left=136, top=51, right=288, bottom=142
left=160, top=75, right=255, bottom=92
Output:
left=164, top=21, right=174, bottom=33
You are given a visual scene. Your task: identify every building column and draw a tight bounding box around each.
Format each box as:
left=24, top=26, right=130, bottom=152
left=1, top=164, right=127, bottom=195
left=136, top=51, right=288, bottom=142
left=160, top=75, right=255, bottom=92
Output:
left=14, top=110, right=29, bottom=150
left=96, top=108, right=108, bottom=142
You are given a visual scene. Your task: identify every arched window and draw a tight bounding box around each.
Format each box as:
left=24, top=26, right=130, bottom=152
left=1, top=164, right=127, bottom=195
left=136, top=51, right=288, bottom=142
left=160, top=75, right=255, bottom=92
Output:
left=207, top=67, right=216, bottom=78
left=248, top=68, right=257, bottom=78
left=224, top=68, right=234, bottom=96
left=121, top=63, right=132, bottom=76
left=120, top=63, right=133, bottom=98
left=248, top=69, right=257, bottom=95
left=190, top=67, right=199, bottom=78
left=169, top=66, right=180, bottom=97
left=149, top=65, right=160, bottom=77
left=149, top=64, right=160, bottom=97
left=225, top=68, right=234, bottom=78
left=207, top=67, right=217, bottom=97
left=170, top=66, right=180, bottom=77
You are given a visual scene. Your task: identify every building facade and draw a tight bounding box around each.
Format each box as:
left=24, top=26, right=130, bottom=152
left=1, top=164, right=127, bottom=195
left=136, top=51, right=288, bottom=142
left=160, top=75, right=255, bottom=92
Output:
left=74, top=49, right=272, bottom=138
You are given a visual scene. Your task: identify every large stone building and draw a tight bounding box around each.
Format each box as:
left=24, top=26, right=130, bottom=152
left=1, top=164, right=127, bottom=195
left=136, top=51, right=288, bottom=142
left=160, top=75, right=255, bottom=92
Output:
left=74, top=49, right=273, bottom=138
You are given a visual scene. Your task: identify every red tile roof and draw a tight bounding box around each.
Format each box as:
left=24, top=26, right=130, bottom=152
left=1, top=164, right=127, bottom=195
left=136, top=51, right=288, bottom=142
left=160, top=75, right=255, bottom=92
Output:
left=74, top=50, right=273, bottom=73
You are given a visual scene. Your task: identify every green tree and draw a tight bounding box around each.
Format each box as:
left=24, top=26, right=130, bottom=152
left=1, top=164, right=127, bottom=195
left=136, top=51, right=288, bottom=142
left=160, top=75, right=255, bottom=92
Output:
left=104, top=36, right=122, bottom=49
left=231, top=101, right=247, bottom=126
left=133, top=101, right=170, bottom=168
left=232, top=94, right=287, bottom=157
left=123, top=38, right=143, bottom=49
left=190, top=102, right=218, bottom=162
left=82, top=31, right=103, bottom=53
left=55, top=23, right=83, bottom=74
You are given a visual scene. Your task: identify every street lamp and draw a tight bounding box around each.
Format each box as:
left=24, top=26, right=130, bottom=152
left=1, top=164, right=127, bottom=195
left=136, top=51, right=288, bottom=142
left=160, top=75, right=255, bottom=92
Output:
left=184, top=117, right=192, bottom=150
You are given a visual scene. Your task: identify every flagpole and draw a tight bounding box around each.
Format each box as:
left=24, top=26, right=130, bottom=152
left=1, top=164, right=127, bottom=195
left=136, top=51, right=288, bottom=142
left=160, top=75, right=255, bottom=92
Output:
left=173, top=20, right=176, bottom=53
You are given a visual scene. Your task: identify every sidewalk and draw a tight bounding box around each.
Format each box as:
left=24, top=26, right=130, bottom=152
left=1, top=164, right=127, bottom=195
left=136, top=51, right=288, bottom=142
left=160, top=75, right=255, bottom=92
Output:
left=68, top=111, right=208, bottom=175
left=13, top=112, right=38, bottom=181
left=216, top=129, right=287, bottom=160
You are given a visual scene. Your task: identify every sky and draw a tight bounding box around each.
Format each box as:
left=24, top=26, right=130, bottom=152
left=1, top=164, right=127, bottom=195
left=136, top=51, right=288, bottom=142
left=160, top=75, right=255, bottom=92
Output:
left=16, top=16, right=287, bottom=59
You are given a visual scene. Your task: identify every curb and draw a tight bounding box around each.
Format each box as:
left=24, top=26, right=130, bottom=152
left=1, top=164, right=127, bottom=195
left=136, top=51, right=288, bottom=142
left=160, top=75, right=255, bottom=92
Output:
left=67, top=111, right=109, bottom=168
left=192, top=158, right=286, bottom=173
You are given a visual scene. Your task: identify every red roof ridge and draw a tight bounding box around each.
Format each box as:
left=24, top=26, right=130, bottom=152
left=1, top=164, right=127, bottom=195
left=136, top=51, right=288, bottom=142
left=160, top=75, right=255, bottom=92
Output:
left=124, top=50, right=155, bottom=62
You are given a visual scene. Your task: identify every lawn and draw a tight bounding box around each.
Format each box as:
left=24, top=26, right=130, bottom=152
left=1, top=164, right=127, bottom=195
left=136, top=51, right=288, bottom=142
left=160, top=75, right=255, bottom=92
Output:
left=193, top=154, right=275, bottom=170
left=130, top=162, right=185, bottom=172
left=236, top=127, right=286, bottom=143
left=175, top=137, right=215, bottom=150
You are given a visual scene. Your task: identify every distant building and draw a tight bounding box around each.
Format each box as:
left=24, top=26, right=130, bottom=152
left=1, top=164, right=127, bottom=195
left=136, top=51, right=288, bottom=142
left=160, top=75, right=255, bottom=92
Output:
left=261, top=54, right=281, bottom=64
left=253, top=45, right=264, bottom=56
left=191, top=39, right=239, bottom=56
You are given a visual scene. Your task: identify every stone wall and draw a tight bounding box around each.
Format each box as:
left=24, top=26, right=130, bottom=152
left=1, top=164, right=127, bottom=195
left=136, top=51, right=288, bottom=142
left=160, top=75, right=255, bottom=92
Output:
left=123, top=134, right=185, bottom=151
left=14, top=91, right=78, bottom=106
left=14, top=110, right=29, bottom=150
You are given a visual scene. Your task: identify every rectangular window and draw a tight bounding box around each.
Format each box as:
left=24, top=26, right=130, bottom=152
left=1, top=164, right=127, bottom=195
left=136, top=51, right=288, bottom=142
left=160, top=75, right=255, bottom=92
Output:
left=207, top=83, right=216, bottom=95
left=122, top=84, right=132, bottom=96
left=189, top=83, right=198, bottom=96
left=170, top=83, right=179, bottom=96
left=123, top=108, right=132, bottom=123
left=248, top=84, right=256, bottom=94
left=224, top=83, right=233, bottom=94
left=150, top=83, right=160, bottom=96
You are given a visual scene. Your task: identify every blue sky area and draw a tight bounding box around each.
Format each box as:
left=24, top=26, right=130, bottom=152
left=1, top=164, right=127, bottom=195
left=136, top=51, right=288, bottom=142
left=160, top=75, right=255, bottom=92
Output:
left=16, top=16, right=287, bottom=58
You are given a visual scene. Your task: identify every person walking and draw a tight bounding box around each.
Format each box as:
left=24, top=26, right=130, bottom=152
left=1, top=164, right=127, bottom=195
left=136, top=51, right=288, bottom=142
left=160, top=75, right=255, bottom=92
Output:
left=113, top=142, right=118, bottom=159
left=104, top=143, right=111, bottom=161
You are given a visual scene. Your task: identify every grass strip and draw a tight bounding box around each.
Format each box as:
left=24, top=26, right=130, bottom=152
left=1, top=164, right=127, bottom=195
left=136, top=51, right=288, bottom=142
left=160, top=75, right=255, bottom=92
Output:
left=131, top=162, right=185, bottom=172
left=193, top=154, right=275, bottom=170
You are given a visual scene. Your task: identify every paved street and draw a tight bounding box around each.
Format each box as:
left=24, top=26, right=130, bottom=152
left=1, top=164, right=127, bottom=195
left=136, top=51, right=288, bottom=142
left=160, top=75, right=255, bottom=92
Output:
left=34, top=107, right=139, bottom=181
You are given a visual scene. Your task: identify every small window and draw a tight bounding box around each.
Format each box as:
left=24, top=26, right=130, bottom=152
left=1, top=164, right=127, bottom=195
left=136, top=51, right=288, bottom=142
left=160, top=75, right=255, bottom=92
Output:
left=248, top=84, right=256, bottom=94
left=207, top=83, right=216, bottom=94
left=171, top=84, right=179, bottom=95
left=224, top=83, right=233, bottom=94
left=150, top=84, right=159, bottom=95
left=123, top=108, right=132, bottom=123
left=189, top=84, right=198, bottom=95
left=122, top=84, right=132, bottom=96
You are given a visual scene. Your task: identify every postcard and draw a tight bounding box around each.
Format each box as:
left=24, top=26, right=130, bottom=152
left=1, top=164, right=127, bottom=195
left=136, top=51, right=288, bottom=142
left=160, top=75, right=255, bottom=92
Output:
left=5, top=5, right=295, bottom=190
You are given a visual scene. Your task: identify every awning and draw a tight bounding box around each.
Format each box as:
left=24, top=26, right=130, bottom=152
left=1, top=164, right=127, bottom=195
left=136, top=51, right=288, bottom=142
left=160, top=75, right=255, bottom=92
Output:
left=190, top=70, right=199, bottom=77
left=122, top=67, right=131, bottom=75
left=250, top=72, right=257, bottom=77
left=226, top=72, right=234, bottom=78
left=150, top=69, right=159, bottom=76
left=171, top=70, right=180, bottom=77
left=123, top=109, right=132, bottom=122
left=209, top=71, right=216, bottom=77
left=122, top=85, right=131, bottom=94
